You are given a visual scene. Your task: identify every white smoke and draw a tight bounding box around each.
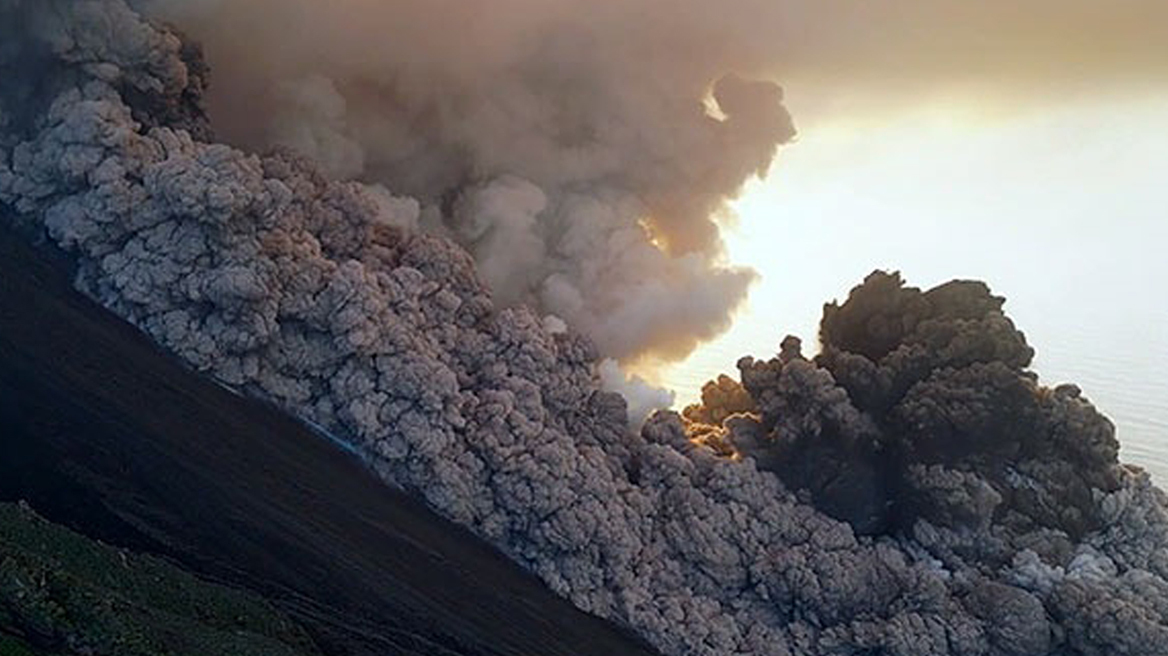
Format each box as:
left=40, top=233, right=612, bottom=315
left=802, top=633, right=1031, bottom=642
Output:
left=598, top=358, right=676, bottom=428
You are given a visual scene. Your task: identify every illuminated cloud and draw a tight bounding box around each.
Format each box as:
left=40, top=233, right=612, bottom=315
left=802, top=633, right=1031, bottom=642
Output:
left=142, top=0, right=795, bottom=363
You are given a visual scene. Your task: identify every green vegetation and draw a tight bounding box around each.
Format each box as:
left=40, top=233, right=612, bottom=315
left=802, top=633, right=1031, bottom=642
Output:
left=0, top=633, right=43, bottom=655
left=0, top=502, right=322, bottom=656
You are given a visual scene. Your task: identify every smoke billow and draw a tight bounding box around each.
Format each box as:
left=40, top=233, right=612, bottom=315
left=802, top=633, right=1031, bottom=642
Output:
left=127, top=0, right=1168, bottom=364
left=3, top=2, right=1168, bottom=655
left=132, top=0, right=796, bottom=364
left=687, top=272, right=1122, bottom=541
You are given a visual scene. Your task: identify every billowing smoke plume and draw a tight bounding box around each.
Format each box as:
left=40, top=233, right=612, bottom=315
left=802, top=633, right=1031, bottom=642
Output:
left=129, top=0, right=1168, bottom=364
left=3, top=3, right=1168, bottom=656
left=687, top=273, right=1126, bottom=541
left=133, top=0, right=795, bottom=364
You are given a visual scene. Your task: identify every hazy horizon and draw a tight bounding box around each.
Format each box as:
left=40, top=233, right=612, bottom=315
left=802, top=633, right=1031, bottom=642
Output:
left=658, top=92, right=1168, bottom=483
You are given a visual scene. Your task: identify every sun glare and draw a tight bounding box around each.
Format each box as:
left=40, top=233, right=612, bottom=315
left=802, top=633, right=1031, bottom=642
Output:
left=637, top=217, right=667, bottom=252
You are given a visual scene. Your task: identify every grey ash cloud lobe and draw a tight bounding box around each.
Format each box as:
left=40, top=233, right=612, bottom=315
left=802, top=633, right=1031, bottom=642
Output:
left=142, top=0, right=797, bottom=364
left=1, top=2, right=1167, bottom=655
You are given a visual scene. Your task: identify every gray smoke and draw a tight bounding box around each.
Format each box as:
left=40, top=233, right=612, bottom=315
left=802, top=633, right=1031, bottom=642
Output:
left=133, top=0, right=795, bottom=364
left=2, top=2, right=1167, bottom=655
left=132, top=0, right=1168, bottom=364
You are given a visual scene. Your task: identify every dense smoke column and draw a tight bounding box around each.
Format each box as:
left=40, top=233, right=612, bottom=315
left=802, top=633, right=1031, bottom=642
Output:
left=712, top=271, right=1122, bottom=542
left=3, top=3, right=1168, bottom=655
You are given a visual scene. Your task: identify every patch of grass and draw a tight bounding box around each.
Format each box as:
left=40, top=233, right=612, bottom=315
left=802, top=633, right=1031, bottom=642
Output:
left=0, top=502, right=323, bottom=656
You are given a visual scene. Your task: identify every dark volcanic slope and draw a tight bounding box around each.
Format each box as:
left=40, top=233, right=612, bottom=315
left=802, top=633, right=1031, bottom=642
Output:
left=0, top=501, right=323, bottom=656
left=0, top=225, right=658, bottom=656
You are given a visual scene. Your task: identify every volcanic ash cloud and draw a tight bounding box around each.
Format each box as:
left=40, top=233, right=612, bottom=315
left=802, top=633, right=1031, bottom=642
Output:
left=140, top=0, right=795, bottom=364
left=3, top=2, right=1168, bottom=655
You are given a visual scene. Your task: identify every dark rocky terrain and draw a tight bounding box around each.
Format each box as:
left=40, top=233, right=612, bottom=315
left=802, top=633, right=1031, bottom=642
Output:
left=0, top=224, right=657, bottom=656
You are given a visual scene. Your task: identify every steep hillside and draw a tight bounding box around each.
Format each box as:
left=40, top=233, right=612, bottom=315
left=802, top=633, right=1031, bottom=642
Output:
left=0, top=224, right=658, bottom=656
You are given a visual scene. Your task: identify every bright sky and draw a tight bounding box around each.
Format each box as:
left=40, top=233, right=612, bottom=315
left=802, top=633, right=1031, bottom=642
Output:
left=653, top=91, right=1168, bottom=482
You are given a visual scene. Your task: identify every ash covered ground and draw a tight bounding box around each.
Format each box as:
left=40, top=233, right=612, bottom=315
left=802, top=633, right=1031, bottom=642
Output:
left=2, top=2, right=1167, bottom=655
